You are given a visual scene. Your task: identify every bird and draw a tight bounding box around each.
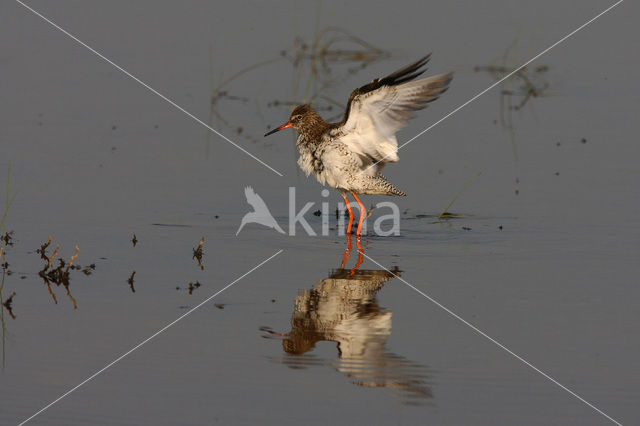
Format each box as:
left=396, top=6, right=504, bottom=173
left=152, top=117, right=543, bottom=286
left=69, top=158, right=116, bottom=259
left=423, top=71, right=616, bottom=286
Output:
left=260, top=257, right=432, bottom=402
left=264, top=54, right=453, bottom=236
left=236, top=186, right=285, bottom=235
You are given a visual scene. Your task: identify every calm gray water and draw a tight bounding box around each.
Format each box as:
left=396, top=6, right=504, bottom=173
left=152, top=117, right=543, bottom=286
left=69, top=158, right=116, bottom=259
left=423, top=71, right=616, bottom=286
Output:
left=1, top=0, right=639, bottom=424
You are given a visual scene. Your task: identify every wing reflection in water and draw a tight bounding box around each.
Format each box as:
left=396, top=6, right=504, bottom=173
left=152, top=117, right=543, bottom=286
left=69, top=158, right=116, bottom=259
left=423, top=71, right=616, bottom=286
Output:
left=263, top=236, right=433, bottom=405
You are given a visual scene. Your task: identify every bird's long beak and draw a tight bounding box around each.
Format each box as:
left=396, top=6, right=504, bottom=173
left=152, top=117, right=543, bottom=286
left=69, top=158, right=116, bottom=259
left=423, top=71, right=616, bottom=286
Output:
left=264, top=121, right=292, bottom=137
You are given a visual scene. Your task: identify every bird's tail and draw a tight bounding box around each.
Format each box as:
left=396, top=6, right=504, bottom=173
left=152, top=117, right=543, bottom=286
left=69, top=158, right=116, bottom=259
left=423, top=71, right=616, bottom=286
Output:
left=386, top=184, right=407, bottom=197
left=363, top=174, right=407, bottom=196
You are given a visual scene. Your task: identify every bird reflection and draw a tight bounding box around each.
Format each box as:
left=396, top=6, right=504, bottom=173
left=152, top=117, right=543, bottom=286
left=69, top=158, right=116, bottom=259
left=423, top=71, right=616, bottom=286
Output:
left=263, top=235, right=433, bottom=404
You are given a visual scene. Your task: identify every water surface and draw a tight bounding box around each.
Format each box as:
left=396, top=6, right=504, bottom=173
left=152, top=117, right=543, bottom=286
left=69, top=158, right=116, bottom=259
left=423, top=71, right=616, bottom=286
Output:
left=1, top=0, right=638, bottom=424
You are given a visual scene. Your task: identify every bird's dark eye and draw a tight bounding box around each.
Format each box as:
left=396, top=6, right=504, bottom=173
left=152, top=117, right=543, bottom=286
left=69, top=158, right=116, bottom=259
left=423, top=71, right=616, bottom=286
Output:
left=295, top=115, right=303, bottom=121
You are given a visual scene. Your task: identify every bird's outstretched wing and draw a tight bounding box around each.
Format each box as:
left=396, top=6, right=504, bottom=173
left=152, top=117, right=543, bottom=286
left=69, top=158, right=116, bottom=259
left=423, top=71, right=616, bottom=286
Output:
left=335, top=55, right=453, bottom=167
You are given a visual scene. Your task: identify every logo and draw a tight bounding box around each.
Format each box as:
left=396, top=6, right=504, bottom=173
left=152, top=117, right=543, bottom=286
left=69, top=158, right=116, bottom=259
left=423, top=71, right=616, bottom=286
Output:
left=236, top=187, right=400, bottom=237
left=236, top=186, right=286, bottom=235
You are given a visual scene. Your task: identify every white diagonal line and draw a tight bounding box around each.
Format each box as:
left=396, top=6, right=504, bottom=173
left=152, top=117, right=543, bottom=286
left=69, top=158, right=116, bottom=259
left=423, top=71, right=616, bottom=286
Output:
left=15, top=0, right=284, bottom=177
left=364, top=0, right=623, bottom=173
left=361, top=252, right=622, bottom=426
left=18, top=249, right=284, bottom=426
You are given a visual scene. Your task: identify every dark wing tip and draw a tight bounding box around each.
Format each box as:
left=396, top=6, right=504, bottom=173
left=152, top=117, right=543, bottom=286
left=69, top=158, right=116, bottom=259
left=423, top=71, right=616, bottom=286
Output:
left=358, top=54, right=433, bottom=95
left=338, top=55, right=441, bottom=126
left=392, top=69, right=427, bottom=86
left=385, top=54, right=431, bottom=80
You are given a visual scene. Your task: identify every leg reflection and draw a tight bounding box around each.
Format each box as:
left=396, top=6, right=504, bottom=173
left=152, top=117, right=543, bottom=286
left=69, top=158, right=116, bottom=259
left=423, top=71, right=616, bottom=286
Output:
left=340, top=233, right=364, bottom=274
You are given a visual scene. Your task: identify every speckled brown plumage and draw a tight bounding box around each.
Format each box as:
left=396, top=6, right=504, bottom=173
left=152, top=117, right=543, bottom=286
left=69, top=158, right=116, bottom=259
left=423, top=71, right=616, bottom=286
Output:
left=265, top=55, right=453, bottom=234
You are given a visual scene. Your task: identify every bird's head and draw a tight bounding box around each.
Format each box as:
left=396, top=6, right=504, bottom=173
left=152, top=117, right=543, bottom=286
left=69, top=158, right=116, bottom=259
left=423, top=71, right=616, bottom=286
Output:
left=264, top=104, right=324, bottom=137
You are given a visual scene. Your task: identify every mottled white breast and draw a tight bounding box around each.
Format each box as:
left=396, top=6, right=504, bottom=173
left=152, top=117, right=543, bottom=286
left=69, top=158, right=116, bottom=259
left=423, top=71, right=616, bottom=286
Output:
left=297, top=135, right=374, bottom=191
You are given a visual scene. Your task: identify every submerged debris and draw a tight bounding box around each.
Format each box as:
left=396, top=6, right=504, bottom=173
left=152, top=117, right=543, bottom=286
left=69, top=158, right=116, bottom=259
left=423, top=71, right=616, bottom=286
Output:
left=1, top=231, right=13, bottom=247
left=193, top=237, right=205, bottom=270
left=3, top=292, right=16, bottom=320
left=81, top=264, right=96, bottom=275
left=437, top=212, right=463, bottom=219
left=127, top=271, right=136, bottom=293
left=175, top=281, right=203, bottom=295
left=36, top=236, right=54, bottom=261
left=416, top=212, right=468, bottom=219
left=188, top=281, right=201, bottom=295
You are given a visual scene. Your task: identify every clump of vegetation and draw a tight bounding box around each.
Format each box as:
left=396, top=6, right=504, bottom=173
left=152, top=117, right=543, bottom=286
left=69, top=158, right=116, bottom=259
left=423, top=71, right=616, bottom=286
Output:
left=474, top=38, right=551, bottom=163
left=37, top=238, right=95, bottom=309
left=39, top=243, right=79, bottom=309
left=37, top=236, right=53, bottom=260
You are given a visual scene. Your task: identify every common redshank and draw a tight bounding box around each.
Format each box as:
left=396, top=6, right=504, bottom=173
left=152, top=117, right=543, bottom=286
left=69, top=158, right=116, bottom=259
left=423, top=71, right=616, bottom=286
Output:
left=265, top=54, right=453, bottom=236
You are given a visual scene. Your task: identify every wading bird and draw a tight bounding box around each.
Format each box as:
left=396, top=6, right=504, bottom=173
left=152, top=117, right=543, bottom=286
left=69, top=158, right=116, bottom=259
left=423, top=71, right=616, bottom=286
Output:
left=265, top=55, right=452, bottom=236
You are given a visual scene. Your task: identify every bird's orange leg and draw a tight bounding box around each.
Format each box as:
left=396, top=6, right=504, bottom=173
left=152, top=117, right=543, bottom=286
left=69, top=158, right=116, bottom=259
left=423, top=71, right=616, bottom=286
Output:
left=340, top=232, right=353, bottom=269
left=341, top=192, right=354, bottom=234
left=351, top=192, right=366, bottom=236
